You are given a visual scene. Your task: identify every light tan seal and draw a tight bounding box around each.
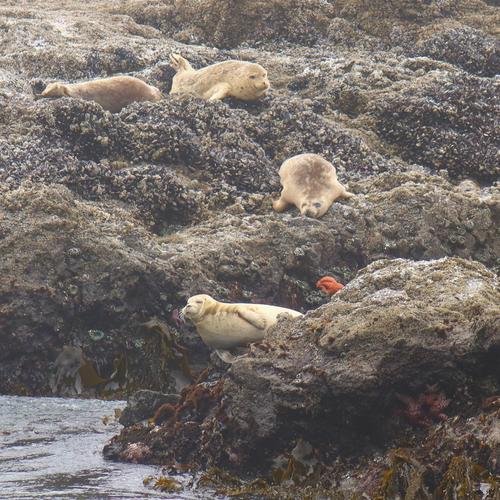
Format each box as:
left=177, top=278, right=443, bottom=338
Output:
left=40, top=76, right=162, bottom=112
left=273, top=153, right=354, bottom=218
left=180, top=294, right=302, bottom=350
left=169, top=53, right=270, bottom=101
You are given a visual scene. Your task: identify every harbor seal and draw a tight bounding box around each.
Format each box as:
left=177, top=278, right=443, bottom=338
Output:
left=180, top=294, right=302, bottom=350
left=40, top=76, right=162, bottom=112
left=273, top=153, right=354, bottom=218
left=169, top=53, right=270, bottom=101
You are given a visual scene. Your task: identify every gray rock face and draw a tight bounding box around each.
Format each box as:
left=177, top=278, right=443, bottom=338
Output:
left=373, top=73, right=499, bottom=182
left=119, top=390, right=180, bottom=426
left=0, top=184, right=187, bottom=395
left=415, top=25, right=499, bottom=77
left=223, top=258, right=499, bottom=463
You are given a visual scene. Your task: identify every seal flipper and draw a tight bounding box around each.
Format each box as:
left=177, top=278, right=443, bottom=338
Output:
left=215, top=349, right=237, bottom=364
left=237, top=307, right=267, bottom=330
left=215, top=349, right=249, bottom=364
left=341, top=189, right=355, bottom=199
left=169, top=53, right=193, bottom=73
left=273, top=197, right=290, bottom=213
left=207, top=83, right=231, bottom=101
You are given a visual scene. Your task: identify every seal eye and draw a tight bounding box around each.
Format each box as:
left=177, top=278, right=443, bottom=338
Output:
left=313, top=202, right=322, bottom=208
left=249, top=75, right=257, bottom=79
left=195, top=300, right=203, bottom=304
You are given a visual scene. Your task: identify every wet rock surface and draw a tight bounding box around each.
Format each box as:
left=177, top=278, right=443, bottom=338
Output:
left=1, top=0, right=499, bottom=497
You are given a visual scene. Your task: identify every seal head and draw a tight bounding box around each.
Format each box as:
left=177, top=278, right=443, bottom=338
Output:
left=41, top=82, right=70, bottom=97
left=233, top=63, right=270, bottom=100
left=181, top=294, right=214, bottom=324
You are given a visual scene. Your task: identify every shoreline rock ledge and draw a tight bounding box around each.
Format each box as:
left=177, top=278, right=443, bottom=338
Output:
left=104, top=257, right=500, bottom=496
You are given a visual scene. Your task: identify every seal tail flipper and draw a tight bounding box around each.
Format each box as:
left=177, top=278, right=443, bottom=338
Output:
left=215, top=349, right=237, bottom=364
left=237, top=308, right=267, bottom=330
left=169, top=53, right=193, bottom=73
left=215, top=349, right=249, bottom=364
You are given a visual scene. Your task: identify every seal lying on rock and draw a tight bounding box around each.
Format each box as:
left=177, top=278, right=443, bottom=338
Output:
left=180, top=294, right=302, bottom=350
left=273, top=153, right=354, bottom=218
left=40, top=76, right=162, bottom=112
left=169, top=53, right=270, bottom=101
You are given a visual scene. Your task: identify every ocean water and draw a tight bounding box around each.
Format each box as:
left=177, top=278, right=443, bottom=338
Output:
left=0, top=396, right=202, bottom=499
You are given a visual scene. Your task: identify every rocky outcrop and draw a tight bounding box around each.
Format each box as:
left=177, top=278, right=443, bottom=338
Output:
left=115, top=0, right=499, bottom=51
left=415, top=24, right=500, bottom=77
left=1, top=172, right=498, bottom=395
left=115, top=0, right=336, bottom=47
left=0, top=184, right=188, bottom=396
left=372, top=72, right=499, bottom=182
left=105, top=258, right=499, bottom=496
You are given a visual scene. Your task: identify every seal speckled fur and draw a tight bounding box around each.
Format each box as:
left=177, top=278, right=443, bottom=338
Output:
left=181, top=294, right=302, bottom=349
left=169, top=53, right=270, bottom=101
left=40, top=76, right=162, bottom=112
left=273, top=153, right=354, bottom=218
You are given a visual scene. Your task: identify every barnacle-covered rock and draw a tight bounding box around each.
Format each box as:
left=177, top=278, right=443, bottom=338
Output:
left=0, top=184, right=188, bottom=395
left=2, top=173, right=498, bottom=395
left=415, top=24, right=500, bottom=77
left=372, top=72, right=499, bottom=182
left=116, top=0, right=336, bottom=47
left=2, top=0, right=499, bottom=495
left=159, top=172, right=500, bottom=302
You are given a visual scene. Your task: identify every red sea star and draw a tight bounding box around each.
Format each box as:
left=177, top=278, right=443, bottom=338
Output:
left=316, top=276, right=345, bottom=295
